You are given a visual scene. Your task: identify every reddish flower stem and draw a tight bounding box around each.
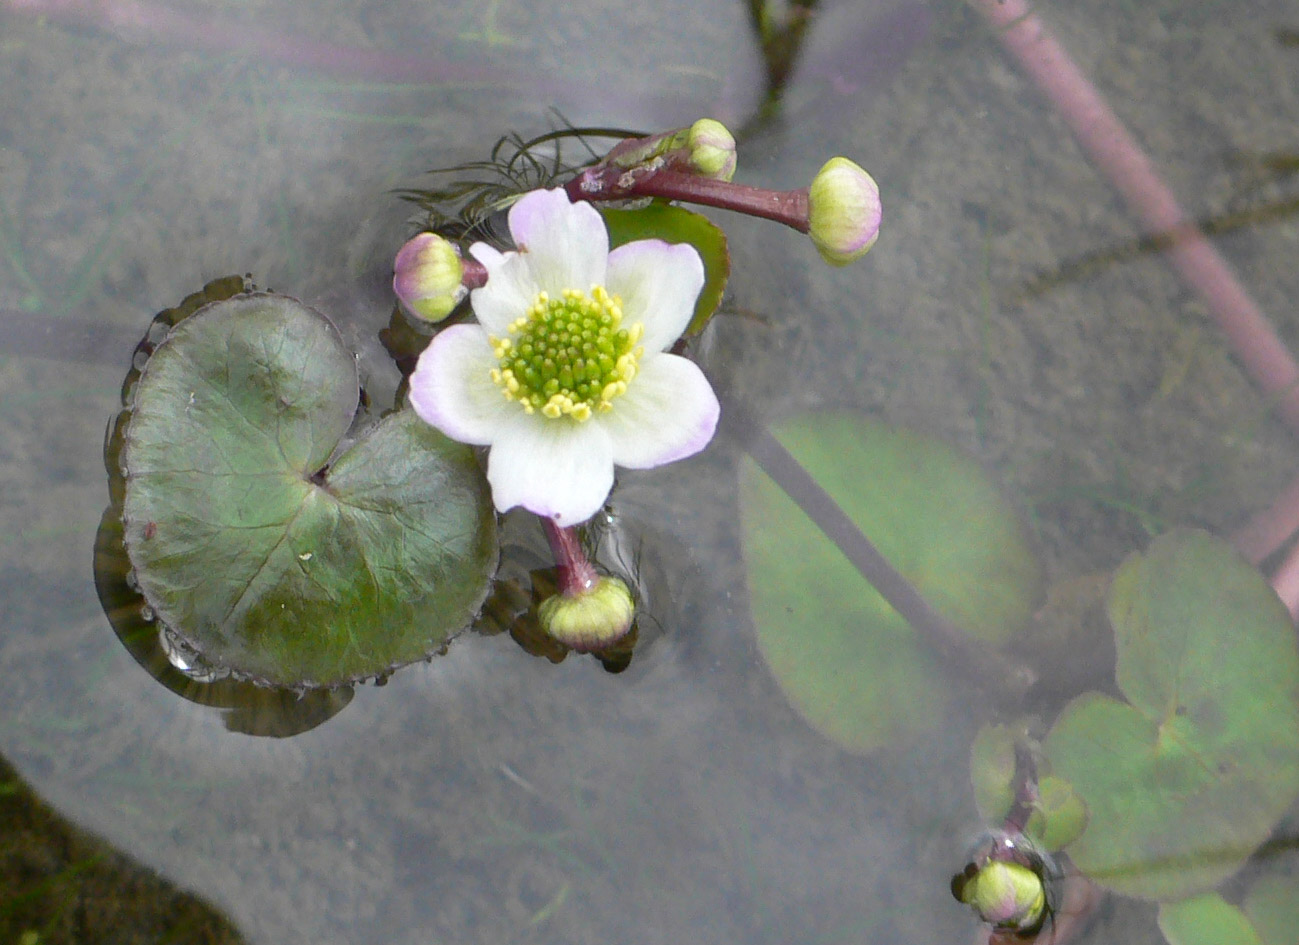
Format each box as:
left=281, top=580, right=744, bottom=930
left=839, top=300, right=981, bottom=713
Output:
left=968, top=0, right=1299, bottom=439
left=461, top=257, right=488, bottom=290
left=541, top=518, right=599, bottom=597
left=564, top=166, right=811, bottom=233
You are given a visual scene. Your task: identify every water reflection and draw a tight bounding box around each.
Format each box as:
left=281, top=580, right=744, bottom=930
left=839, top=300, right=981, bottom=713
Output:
left=94, top=508, right=356, bottom=737
left=5, top=0, right=1299, bottom=942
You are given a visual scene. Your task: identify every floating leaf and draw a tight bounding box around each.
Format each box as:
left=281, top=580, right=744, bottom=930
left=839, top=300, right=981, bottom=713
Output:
left=1158, top=893, right=1265, bottom=945
left=1044, top=530, right=1299, bottom=900
left=601, top=202, right=729, bottom=336
left=739, top=413, right=1041, bottom=753
left=121, top=292, right=498, bottom=687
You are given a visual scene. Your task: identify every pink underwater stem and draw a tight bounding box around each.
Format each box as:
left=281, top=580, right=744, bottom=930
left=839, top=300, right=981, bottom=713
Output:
left=969, top=0, right=1299, bottom=438
left=1269, top=541, right=1299, bottom=622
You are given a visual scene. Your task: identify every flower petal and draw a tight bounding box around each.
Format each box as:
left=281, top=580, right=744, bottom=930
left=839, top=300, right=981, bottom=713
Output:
left=467, top=249, right=538, bottom=337
left=605, top=239, right=704, bottom=353
left=408, top=324, right=515, bottom=445
left=486, top=416, right=615, bottom=524
left=508, top=189, right=608, bottom=296
left=468, top=243, right=505, bottom=269
left=600, top=353, right=719, bottom=469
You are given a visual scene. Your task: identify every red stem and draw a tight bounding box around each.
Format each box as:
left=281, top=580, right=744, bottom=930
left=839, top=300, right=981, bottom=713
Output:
left=565, top=167, right=811, bottom=233
left=541, top=518, right=599, bottom=597
left=461, top=257, right=488, bottom=290
left=969, top=0, right=1299, bottom=439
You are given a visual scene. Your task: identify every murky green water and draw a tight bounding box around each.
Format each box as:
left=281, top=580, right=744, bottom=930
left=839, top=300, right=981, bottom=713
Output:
left=4, top=0, right=1299, bottom=942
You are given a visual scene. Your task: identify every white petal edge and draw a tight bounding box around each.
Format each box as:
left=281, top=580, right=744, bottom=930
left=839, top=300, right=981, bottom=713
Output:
left=467, top=249, right=539, bottom=337
left=486, top=414, right=615, bottom=524
left=605, top=239, right=705, bottom=353
left=600, top=352, right=719, bottom=469
left=468, top=242, right=505, bottom=269
left=408, top=324, right=516, bottom=446
left=508, top=189, right=609, bottom=296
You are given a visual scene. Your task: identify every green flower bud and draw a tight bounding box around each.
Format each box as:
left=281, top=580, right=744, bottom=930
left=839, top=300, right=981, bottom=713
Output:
left=806, top=156, right=882, bottom=266
left=393, top=232, right=466, bottom=323
left=538, top=575, right=635, bottom=652
left=957, top=860, right=1046, bottom=931
left=687, top=118, right=737, bottom=181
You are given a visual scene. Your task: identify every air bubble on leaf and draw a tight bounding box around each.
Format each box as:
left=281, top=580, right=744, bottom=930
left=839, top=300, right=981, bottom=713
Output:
left=139, top=603, right=155, bottom=623
left=158, top=626, right=228, bottom=683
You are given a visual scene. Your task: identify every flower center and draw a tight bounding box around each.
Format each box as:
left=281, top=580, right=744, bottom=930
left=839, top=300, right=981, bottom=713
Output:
left=489, top=285, right=644, bottom=422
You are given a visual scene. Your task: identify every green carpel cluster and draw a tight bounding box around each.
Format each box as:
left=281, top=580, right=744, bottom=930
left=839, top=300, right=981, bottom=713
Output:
left=489, top=285, right=643, bottom=421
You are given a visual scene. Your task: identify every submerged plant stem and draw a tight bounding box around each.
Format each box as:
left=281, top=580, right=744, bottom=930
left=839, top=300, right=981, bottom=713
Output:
left=741, top=418, right=1037, bottom=703
left=968, top=0, right=1299, bottom=440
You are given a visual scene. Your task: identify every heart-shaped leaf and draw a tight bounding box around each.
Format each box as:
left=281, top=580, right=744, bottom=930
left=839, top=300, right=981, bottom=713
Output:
left=120, top=291, right=497, bottom=687
left=1158, top=893, right=1265, bottom=945
left=1044, top=529, right=1299, bottom=900
left=601, top=202, right=729, bottom=336
left=739, top=413, right=1042, bottom=753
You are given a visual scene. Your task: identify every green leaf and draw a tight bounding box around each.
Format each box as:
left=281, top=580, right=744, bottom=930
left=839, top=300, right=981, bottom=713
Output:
left=970, top=722, right=1020, bottom=824
left=1244, top=872, right=1299, bottom=945
left=121, top=292, right=498, bottom=687
left=601, top=202, right=730, bottom=336
left=1044, top=529, right=1299, bottom=900
left=1025, top=775, right=1087, bottom=852
left=739, top=413, right=1041, bottom=753
left=1158, top=893, right=1265, bottom=945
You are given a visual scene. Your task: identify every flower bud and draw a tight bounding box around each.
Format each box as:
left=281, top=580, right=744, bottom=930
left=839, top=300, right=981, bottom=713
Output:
left=393, top=232, right=466, bottom=323
left=687, top=119, right=737, bottom=181
left=806, top=156, right=882, bottom=266
left=955, top=860, right=1046, bottom=931
left=538, top=575, right=635, bottom=652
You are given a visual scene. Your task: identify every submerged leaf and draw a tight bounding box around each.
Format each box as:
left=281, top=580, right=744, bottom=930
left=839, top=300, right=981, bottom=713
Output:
left=1044, top=530, right=1299, bottom=900
left=970, top=723, right=1020, bottom=824
left=1158, top=893, right=1265, bottom=945
left=121, top=292, right=497, bottom=687
left=1244, top=872, right=1299, bottom=945
left=739, top=413, right=1041, bottom=753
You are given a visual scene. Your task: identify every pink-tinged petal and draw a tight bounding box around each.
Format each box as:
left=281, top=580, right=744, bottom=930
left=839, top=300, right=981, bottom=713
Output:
left=467, top=250, right=537, bottom=337
left=408, top=324, right=516, bottom=446
left=600, top=353, right=719, bottom=468
left=605, top=239, right=704, bottom=352
left=486, top=416, right=615, bottom=524
left=508, top=189, right=608, bottom=295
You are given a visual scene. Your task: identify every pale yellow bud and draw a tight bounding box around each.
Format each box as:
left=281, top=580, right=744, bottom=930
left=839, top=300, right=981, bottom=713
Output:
left=538, top=576, right=635, bottom=652
left=806, top=157, right=882, bottom=266
left=393, top=232, right=466, bottom=322
left=687, top=119, right=737, bottom=181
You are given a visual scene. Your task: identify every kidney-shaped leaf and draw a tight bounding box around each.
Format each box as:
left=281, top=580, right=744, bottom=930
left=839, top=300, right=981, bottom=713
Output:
left=121, top=293, right=497, bottom=687
left=739, top=413, right=1041, bottom=753
left=1045, top=529, right=1299, bottom=900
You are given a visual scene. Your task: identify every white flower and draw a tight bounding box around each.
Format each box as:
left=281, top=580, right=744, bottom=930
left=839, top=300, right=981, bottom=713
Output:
left=408, top=188, right=720, bottom=525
